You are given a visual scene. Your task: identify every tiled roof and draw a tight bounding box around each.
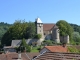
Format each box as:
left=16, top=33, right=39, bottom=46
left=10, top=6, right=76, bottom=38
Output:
left=33, top=52, right=80, bottom=60
left=44, top=46, right=68, bottom=52
left=43, top=24, right=55, bottom=31
left=0, top=53, right=30, bottom=60
left=26, top=53, right=40, bottom=59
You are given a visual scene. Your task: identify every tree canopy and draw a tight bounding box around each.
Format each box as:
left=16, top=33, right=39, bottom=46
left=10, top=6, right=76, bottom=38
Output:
left=0, top=22, right=11, bottom=40
left=1, top=20, right=36, bottom=46
left=56, top=20, right=74, bottom=40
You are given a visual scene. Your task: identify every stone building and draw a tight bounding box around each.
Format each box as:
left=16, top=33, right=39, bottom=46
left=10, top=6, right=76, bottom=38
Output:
left=35, top=18, right=69, bottom=43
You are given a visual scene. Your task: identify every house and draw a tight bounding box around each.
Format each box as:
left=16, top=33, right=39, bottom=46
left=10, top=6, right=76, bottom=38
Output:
left=32, top=52, right=80, bottom=60
left=3, top=46, right=16, bottom=53
left=40, top=44, right=69, bottom=54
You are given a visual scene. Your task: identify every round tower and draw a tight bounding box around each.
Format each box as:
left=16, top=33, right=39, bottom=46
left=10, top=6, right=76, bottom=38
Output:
left=66, top=35, right=69, bottom=44
left=35, top=18, right=44, bottom=39
left=52, top=25, right=60, bottom=43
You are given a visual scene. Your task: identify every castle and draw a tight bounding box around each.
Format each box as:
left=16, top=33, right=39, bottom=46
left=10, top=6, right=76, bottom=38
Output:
left=35, top=18, right=69, bottom=43
left=11, top=18, right=69, bottom=47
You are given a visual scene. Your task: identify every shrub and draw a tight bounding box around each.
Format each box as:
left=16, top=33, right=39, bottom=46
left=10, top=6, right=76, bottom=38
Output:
left=68, top=46, right=78, bottom=53
left=34, top=34, right=42, bottom=39
left=18, top=38, right=31, bottom=52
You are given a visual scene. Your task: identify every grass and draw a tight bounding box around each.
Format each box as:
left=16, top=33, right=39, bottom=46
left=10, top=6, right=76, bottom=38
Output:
left=30, top=46, right=43, bottom=53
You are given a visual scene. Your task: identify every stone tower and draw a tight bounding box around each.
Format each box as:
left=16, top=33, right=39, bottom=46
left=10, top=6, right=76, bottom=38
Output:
left=52, top=25, right=60, bottom=43
left=35, top=18, right=44, bottom=39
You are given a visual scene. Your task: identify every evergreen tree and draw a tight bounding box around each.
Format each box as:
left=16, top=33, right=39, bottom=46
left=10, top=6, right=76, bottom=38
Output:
left=19, top=38, right=31, bottom=52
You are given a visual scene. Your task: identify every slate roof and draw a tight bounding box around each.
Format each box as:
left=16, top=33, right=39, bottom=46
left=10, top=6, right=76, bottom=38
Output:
left=11, top=40, right=22, bottom=47
left=33, top=52, right=80, bottom=60
left=42, top=46, right=68, bottom=53
left=43, top=24, right=55, bottom=31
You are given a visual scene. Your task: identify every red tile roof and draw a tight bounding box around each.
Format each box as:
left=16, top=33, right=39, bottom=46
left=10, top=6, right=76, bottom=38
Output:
left=45, top=46, right=68, bottom=52
left=43, top=24, right=55, bottom=31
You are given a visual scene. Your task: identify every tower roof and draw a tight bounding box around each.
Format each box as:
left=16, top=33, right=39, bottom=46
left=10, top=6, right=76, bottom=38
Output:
left=35, top=18, right=42, bottom=23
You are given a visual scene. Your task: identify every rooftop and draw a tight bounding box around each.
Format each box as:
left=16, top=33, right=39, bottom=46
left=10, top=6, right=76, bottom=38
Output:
left=35, top=18, right=42, bottom=23
left=33, top=52, right=80, bottom=60
left=44, top=46, right=68, bottom=52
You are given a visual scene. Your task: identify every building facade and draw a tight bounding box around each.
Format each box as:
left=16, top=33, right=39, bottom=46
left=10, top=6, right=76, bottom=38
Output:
left=35, top=18, right=69, bottom=43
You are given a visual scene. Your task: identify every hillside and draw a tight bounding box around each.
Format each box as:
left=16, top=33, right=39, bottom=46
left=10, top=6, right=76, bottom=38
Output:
left=0, top=22, right=11, bottom=40
left=70, top=23, right=80, bottom=33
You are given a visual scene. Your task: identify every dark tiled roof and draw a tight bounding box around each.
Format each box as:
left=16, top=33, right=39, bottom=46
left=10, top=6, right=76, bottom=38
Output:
left=33, top=52, right=80, bottom=60
left=27, top=53, right=40, bottom=59
left=0, top=53, right=30, bottom=60
left=43, top=24, right=55, bottom=31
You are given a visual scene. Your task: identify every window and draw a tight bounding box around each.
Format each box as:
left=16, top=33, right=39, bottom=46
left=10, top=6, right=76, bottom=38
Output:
left=40, top=30, right=41, bottom=32
left=44, top=33, right=46, bottom=35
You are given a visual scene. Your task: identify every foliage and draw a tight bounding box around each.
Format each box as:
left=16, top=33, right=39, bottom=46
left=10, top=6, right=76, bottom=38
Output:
left=42, top=40, right=53, bottom=46
left=1, top=20, right=36, bottom=46
left=31, top=46, right=43, bottom=52
left=34, top=34, right=42, bottom=39
left=18, top=38, right=31, bottom=52
left=26, top=21, right=36, bottom=39
left=0, top=22, right=11, bottom=40
left=56, top=20, right=74, bottom=41
left=70, top=24, right=80, bottom=34
left=68, top=46, right=79, bottom=53
left=72, top=32, right=80, bottom=44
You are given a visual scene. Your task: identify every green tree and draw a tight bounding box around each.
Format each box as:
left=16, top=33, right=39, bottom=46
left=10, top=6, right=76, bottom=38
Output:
left=26, top=21, right=36, bottom=39
left=1, top=20, right=36, bottom=46
left=72, top=32, right=80, bottom=45
left=56, top=20, right=74, bottom=41
left=18, top=38, right=31, bottom=52
left=1, top=20, right=28, bottom=46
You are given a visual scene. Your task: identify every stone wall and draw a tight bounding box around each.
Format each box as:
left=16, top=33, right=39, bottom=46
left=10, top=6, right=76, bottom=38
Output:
left=60, top=35, right=69, bottom=43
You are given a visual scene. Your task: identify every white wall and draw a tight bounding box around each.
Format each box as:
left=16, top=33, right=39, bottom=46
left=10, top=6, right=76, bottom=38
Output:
left=40, top=48, right=50, bottom=54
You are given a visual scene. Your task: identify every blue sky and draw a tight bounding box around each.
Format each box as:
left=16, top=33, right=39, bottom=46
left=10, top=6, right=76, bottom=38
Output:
left=0, top=0, right=80, bottom=25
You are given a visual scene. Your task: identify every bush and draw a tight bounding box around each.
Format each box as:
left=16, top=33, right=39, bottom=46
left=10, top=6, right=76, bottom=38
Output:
left=68, top=46, right=79, bottom=53
left=34, top=34, right=42, bottom=39
left=18, top=38, right=31, bottom=52
left=42, top=40, right=53, bottom=46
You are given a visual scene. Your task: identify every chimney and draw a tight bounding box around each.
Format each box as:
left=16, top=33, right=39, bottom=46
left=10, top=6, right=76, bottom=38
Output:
left=62, top=43, right=66, bottom=48
left=18, top=51, right=21, bottom=59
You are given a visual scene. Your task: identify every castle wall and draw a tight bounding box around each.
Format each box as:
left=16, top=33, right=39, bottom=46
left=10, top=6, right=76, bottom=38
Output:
left=43, top=30, right=52, bottom=40
left=60, top=35, right=69, bottom=43
left=52, top=28, right=60, bottom=43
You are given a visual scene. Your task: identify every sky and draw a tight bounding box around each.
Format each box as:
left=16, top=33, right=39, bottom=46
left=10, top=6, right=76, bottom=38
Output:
left=0, top=0, right=80, bottom=25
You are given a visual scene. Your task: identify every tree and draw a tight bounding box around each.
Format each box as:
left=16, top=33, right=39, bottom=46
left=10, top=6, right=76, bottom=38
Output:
left=72, top=32, right=80, bottom=45
left=26, top=21, right=36, bottom=39
left=56, top=20, right=74, bottom=41
left=18, top=38, right=31, bottom=52
left=1, top=20, right=36, bottom=46
left=1, top=20, right=28, bottom=46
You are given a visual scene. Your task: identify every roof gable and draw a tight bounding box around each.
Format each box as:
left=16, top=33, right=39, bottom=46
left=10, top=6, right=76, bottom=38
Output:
left=43, top=24, right=55, bottom=31
left=44, top=46, right=68, bottom=52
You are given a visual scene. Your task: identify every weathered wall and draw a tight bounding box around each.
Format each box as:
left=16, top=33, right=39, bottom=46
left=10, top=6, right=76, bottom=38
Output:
left=60, top=35, right=69, bottom=43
